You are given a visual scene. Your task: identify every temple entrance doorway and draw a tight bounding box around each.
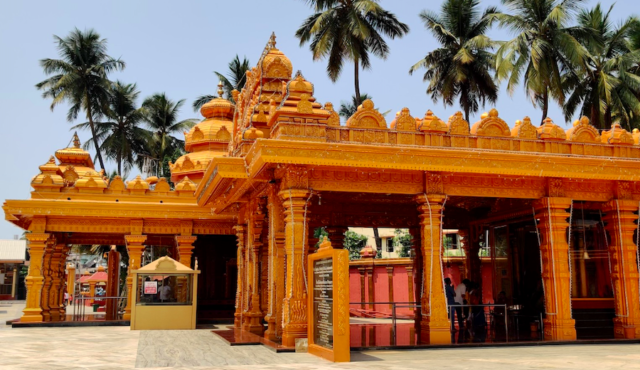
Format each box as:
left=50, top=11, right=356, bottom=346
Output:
left=193, top=235, right=237, bottom=324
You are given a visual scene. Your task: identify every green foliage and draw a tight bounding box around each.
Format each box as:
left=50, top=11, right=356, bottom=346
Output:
left=142, top=93, right=197, bottom=179
left=495, top=0, right=590, bottom=123
left=296, top=0, right=409, bottom=105
left=343, top=230, right=368, bottom=260
left=410, top=0, right=499, bottom=122
left=562, top=4, right=640, bottom=129
left=73, top=81, right=151, bottom=177
left=36, top=28, right=125, bottom=170
left=339, top=93, right=373, bottom=118
left=193, top=55, right=250, bottom=111
left=394, top=229, right=413, bottom=258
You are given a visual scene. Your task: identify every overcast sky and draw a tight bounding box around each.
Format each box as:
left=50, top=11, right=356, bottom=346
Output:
left=0, top=0, right=635, bottom=238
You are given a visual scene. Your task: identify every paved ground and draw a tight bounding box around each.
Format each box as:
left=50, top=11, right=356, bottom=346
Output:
left=2, top=302, right=640, bottom=369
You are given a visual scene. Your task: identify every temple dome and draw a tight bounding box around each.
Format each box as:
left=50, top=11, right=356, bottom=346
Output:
left=260, top=34, right=293, bottom=79
left=171, top=82, right=234, bottom=184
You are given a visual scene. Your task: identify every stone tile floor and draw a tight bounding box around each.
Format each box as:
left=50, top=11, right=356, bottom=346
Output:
left=2, top=302, right=640, bottom=369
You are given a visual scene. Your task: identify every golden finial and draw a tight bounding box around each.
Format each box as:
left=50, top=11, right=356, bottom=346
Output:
left=268, top=32, right=276, bottom=48
left=217, top=81, right=224, bottom=98
left=72, top=132, right=81, bottom=148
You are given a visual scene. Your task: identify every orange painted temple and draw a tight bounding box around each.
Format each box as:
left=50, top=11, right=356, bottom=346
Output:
left=4, top=35, right=640, bottom=347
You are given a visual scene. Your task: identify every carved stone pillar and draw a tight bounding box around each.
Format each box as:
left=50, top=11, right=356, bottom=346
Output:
left=40, top=237, right=56, bottom=321
left=176, top=235, right=197, bottom=268
left=415, top=194, right=450, bottom=345
left=534, top=197, right=576, bottom=341
left=326, top=226, right=348, bottom=249
left=21, top=232, right=51, bottom=322
left=48, top=243, right=67, bottom=321
left=234, top=225, right=246, bottom=328
left=243, top=198, right=266, bottom=335
left=279, top=188, right=311, bottom=347
left=265, top=183, right=286, bottom=341
left=58, top=246, right=71, bottom=319
left=603, top=199, right=640, bottom=339
left=105, top=246, right=120, bottom=321
left=124, top=234, right=147, bottom=321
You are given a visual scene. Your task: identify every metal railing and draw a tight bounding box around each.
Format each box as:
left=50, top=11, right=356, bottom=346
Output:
left=348, top=301, right=550, bottom=346
left=70, top=296, right=126, bottom=321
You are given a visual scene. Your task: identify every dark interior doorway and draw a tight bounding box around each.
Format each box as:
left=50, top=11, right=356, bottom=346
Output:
left=193, top=235, right=237, bottom=324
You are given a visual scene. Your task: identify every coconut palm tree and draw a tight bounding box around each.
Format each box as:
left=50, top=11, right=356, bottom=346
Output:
left=409, top=0, right=499, bottom=123
left=142, top=93, right=197, bottom=179
left=563, top=5, right=640, bottom=129
left=495, top=0, right=590, bottom=124
left=192, top=55, right=251, bottom=111
left=296, top=0, right=409, bottom=106
left=36, top=28, right=125, bottom=170
left=339, top=93, right=374, bottom=118
left=73, top=82, right=151, bottom=176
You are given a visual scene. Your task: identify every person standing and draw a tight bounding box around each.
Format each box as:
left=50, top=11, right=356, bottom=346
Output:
left=454, top=279, right=470, bottom=331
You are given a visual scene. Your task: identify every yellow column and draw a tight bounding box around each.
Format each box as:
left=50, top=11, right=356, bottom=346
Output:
left=124, top=234, right=147, bottom=321
left=89, top=282, right=96, bottom=304
left=265, top=183, right=284, bottom=341
left=415, top=194, right=450, bottom=345
left=279, top=188, right=311, bottom=347
left=48, top=243, right=66, bottom=321
left=234, top=225, right=246, bottom=328
left=243, top=198, right=266, bottom=335
left=11, top=268, right=18, bottom=298
left=176, top=235, right=197, bottom=303
left=603, top=199, right=640, bottom=339
left=66, top=263, right=76, bottom=304
left=21, top=233, right=51, bottom=322
left=39, top=237, right=55, bottom=322
left=534, top=197, right=576, bottom=341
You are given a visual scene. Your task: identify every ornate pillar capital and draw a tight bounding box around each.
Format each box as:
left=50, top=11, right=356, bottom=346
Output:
left=21, top=232, right=51, bottom=322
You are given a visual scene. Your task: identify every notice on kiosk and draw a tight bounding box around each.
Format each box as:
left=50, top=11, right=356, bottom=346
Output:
left=313, top=258, right=334, bottom=349
left=143, top=281, right=158, bottom=295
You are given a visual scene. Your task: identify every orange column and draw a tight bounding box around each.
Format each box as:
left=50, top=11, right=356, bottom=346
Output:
left=243, top=199, right=266, bottom=335
left=48, top=243, right=67, bottom=321
left=415, top=194, right=450, bottom=344
left=265, top=183, right=286, bottom=341
left=39, top=237, right=55, bottom=321
left=176, top=236, right=197, bottom=268
left=534, top=197, right=576, bottom=341
left=279, top=188, right=311, bottom=347
left=234, top=225, right=246, bottom=328
left=124, top=234, right=147, bottom=321
left=21, top=233, right=51, bottom=322
left=603, top=199, right=640, bottom=339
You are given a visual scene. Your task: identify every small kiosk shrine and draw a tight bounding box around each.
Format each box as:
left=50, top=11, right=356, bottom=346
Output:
left=130, top=256, right=199, bottom=330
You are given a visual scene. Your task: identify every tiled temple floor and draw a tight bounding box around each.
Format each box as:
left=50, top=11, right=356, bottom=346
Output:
left=2, top=304, right=640, bottom=370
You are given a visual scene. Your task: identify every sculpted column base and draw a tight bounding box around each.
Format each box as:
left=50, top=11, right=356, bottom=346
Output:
left=543, top=317, right=577, bottom=341
left=124, top=234, right=147, bottom=321
left=420, top=320, right=452, bottom=345
left=264, top=316, right=277, bottom=341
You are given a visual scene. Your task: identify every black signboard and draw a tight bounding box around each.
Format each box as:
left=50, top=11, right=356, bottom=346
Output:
left=313, top=258, right=333, bottom=349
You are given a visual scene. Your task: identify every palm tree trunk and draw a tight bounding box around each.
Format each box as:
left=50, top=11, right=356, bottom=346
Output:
left=541, top=89, right=549, bottom=125
left=116, top=152, right=122, bottom=177
left=462, top=85, right=470, bottom=122
left=604, top=108, right=613, bottom=129
left=373, top=227, right=382, bottom=256
left=85, top=100, right=106, bottom=170
left=354, top=59, right=361, bottom=106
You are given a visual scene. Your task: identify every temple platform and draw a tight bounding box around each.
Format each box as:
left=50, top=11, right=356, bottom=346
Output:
left=212, top=328, right=296, bottom=352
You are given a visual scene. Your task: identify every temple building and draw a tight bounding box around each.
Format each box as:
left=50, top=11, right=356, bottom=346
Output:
left=4, top=34, right=640, bottom=347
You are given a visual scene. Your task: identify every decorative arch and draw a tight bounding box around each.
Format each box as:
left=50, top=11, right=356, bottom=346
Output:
left=192, top=126, right=204, bottom=141
left=153, top=178, right=171, bottom=193
left=346, top=99, right=387, bottom=129
left=447, top=112, right=470, bottom=135
left=566, top=116, right=600, bottom=143
left=602, top=123, right=634, bottom=145
left=471, top=109, right=510, bottom=137
left=216, top=126, right=231, bottom=141
left=62, top=166, right=79, bottom=186
left=324, top=102, right=340, bottom=127
left=537, top=117, right=566, bottom=141
left=419, top=110, right=448, bottom=133
left=394, top=108, right=417, bottom=131
left=108, top=176, right=126, bottom=191
left=263, top=56, right=292, bottom=79
left=511, top=117, right=538, bottom=139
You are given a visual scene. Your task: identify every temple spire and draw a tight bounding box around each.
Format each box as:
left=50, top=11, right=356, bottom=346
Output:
left=217, top=81, right=224, bottom=98
left=72, top=132, right=81, bottom=148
